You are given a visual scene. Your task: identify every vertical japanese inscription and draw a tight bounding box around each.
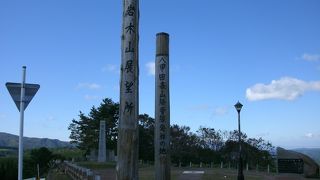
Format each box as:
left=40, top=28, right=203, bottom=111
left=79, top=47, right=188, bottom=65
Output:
left=117, top=0, right=139, bottom=180
left=121, top=1, right=137, bottom=121
left=155, top=33, right=170, bottom=180
left=157, top=57, right=168, bottom=155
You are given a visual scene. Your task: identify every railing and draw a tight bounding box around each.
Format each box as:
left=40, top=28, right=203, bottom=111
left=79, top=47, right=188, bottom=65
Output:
left=61, top=161, right=100, bottom=180
left=171, top=161, right=277, bottom=173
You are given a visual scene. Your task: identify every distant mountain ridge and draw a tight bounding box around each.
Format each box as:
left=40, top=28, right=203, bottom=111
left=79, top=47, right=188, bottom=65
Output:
left=292, top=148, right=320, bottom=165
left=0, top=132, right=74, bottom=149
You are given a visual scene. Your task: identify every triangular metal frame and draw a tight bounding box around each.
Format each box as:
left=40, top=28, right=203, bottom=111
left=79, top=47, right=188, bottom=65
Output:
left=6, top=82, right=40, bottom=111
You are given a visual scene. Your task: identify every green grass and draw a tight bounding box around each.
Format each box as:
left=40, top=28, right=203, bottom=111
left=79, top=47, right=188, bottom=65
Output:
left=51, top=148, right=84, bottom=160
left=76, top=161, right=116, bottom=169
left=65, top=162, right=316, bottom=180
left=139, top=166, right=181, bottom=180
left=138, top=167, right=269, bottom=180
left=47, top=170, right=71, bottom=180
left=201, top=168, right=263, bottom=180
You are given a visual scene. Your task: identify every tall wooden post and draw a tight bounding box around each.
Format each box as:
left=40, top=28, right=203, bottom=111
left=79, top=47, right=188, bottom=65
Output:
left=117, top=0, right=139, bottom=179
left=155, top=32, right=170, bottom=180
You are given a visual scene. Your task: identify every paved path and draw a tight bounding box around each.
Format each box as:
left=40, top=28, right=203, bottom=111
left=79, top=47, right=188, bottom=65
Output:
left=178, top=171, right=204, bottom=180
left=178, top=174, right=203, bottom=180
left=89, top=167, right=319, bottom=180
left=94, top=169, right=116, bottom=180
left=262, top=173, right=319, bottom=180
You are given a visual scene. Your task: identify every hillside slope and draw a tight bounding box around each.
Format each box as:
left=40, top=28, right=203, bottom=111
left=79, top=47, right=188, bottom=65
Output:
left=293, top=148, right=320, bottom=165
left=0, top=132, right=74, bottom=149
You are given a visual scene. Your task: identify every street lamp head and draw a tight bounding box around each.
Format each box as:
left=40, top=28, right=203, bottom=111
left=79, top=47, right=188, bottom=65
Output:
left=234, top=101, right=243, bottom=113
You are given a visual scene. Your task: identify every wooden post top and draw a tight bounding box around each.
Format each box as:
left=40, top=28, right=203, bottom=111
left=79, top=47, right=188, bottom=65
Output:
left=156, top=32, right=169, bottom=56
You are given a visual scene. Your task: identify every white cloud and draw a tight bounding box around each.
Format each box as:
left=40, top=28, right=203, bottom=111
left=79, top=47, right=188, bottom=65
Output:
left=305, top=133, right=314, bottom=138
left=188, top=104, right=228, bottom=116
left=146, top=62, right=155, bottom=76
left=212, top=106, right=228, bottom=116
left=256, top=132, right=270, bottom=138
left=102, top=64, right=120, bottom=74
left=302, top=53, right=320, bottom=62
left=188, top=104, right=211, bottom=111
left=84, top=95, right=99, bottom=100
left=246, top=77, right=320, bottom=101
left=77, top=83, right=101, bottom=90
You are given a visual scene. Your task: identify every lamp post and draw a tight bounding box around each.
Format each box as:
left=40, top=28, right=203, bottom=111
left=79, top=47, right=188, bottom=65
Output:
left=235, top=101, right=244, bottom=180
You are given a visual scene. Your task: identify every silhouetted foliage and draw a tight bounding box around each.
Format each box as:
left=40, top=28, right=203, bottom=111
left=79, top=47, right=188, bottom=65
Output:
left=0, top=157, right=18, bottom=180
left=68, top=98, right=275, bottom=167
left=197, top=127, right=224, bottom=151
left=0, top=147, right=64, bottom=180
left=139, top=114, right=155, bottom=161
left=0, top=156, right=38, bottom=179
left=220, top=131, right=274, bottom=168
left=68, top=98, right=119, bottom=155
left=30, top=147, right=53, bottom=177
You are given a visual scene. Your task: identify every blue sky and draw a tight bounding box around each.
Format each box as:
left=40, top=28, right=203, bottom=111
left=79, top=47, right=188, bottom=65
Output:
left=0, top=0, right=319, bottom=149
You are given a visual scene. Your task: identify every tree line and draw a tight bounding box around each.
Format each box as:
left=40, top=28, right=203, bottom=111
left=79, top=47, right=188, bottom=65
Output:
left=68, top=98, right=274, bottom=167
left=0, top=147, right=64, bottom=179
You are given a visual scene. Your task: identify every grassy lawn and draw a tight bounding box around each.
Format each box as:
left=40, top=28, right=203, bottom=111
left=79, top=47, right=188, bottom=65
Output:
left=51, top=148, right=84, bottom=161
left=73, top=161, right=271, bottom=179
left=47, top=170, right=72, bottom=180
left=201, top=168, right=264, bottom=180
left=77, top=161, right=116, bottom=169
left=139, top=166, right=181, bottom=180
left=65, top=162, right=316, bottom=180
left=48, top=173, right=71, bottom=180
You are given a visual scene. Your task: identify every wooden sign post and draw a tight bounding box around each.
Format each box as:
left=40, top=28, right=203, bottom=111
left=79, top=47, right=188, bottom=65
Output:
left=117, top=0, right=139, bottom=179
left=155, top=32, right=170, bottom=180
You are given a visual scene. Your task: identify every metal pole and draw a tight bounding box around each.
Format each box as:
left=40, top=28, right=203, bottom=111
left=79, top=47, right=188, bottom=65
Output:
left=237, top=111, right=244, bottom=180
left=18, top=66, right=26, bottom=180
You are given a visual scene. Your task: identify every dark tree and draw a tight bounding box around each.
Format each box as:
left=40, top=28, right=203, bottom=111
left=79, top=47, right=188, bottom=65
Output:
left=30, top=147, right=53, bottom=177
left=138, top=114, right=155, bottom=161
left=197, top=127, right=224, bottom=151
left=68, top=98, right=119, bottom=155
left=220, top=131, right=274, bottom=168
left=170, top=124, right=200, bottom=165
left=67, top=98, right=275, bottom=169
left=0, top=157, right=18, bottom=180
